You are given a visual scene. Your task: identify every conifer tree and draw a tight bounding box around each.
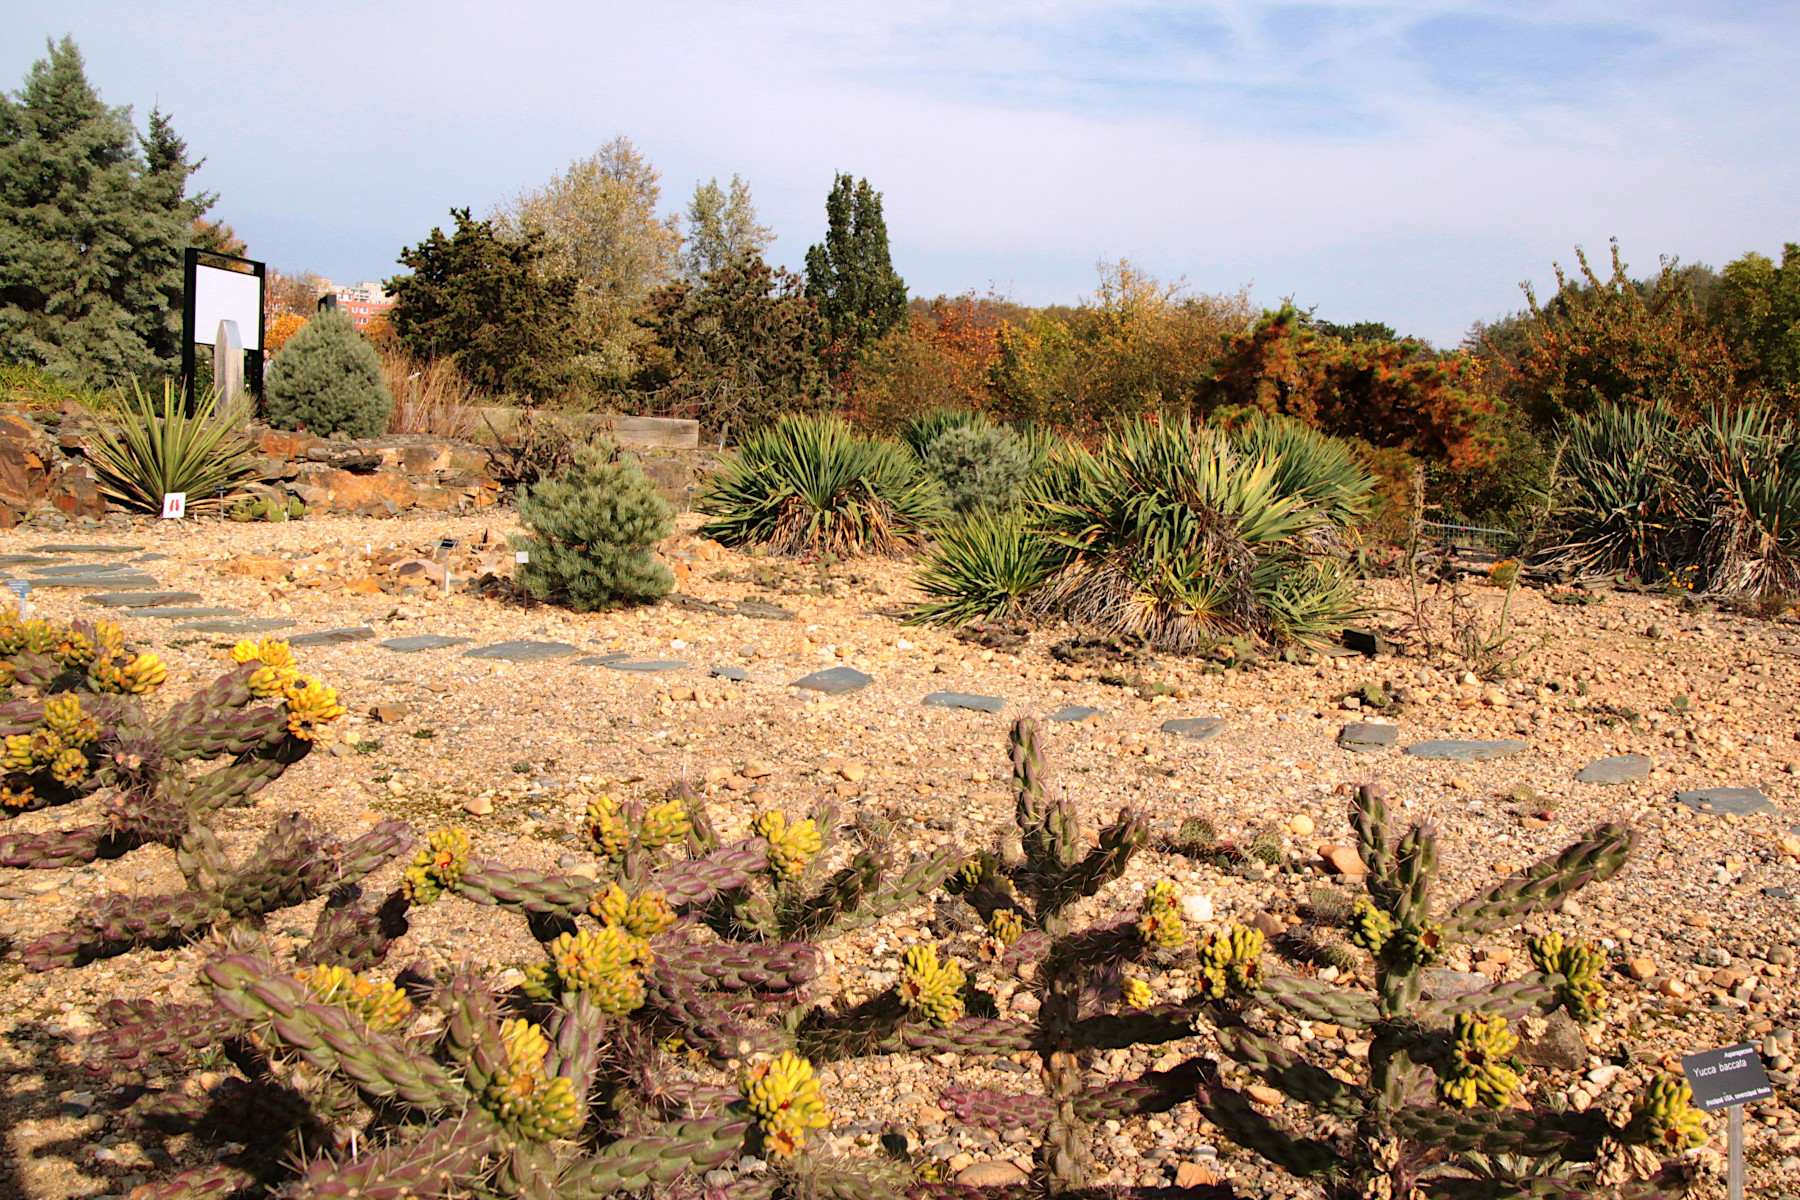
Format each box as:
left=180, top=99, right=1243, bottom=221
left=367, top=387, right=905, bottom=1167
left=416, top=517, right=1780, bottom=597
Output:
left=803, top=173, right=906, bottom=359
left=512, top=445, right=675, bottom=610
left=0, top=38, right=212, bottom=384
left=264, top=309, right=392, bottom=438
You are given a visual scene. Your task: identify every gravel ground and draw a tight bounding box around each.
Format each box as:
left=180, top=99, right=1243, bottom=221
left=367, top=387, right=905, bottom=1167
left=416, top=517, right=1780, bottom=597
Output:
left=0, top=510, right=1796, bottom=1199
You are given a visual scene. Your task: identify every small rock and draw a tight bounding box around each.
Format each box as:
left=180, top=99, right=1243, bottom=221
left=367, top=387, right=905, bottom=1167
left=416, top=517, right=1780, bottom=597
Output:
left=840, top=763, right=867, bottom=783
left=703, top=1171, right=734, bottom=1187
left=1250, top=911, right=1286, bottom=937
left=1179, top=893, right=1214, bottom=923
left=742, top=761, right=773, bottom=779
left=371, top=704, right=412, bottom=723
left=1319, top=843, right=1368, bottom=878
left=1404, top=739, right=1529, bottom=762
left=1659, top=978, right=1689, bottom=998
left=955, top=1161, right=1027, bottom=1187
left=1161, top=717, right=1226, bottom=742
left=1518, top=1010, right=1587, bottom=1070
left=462, top=795, right=494, bottom=816
left=1174, top=1163, right=1224, bottom=1189
left=1245, top=1084, right=1285, bottom=1106
left=1288, top=814, right=1315, bottom=836
left=1576, top=754, right=1654, bottom=785
left=1337, top=721, right=1397, bottom=751
left=1675, top=786, right=1776, bottom=816
left=1625, top=957, right=1657, bottom=981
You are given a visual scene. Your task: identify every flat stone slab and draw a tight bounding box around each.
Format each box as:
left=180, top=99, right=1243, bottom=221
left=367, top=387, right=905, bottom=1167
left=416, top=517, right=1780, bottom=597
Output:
left=31, top=575, right=161, bottom=590
left=85, top=591, right=204, bottom=608
left=1338, top=722, right=1398, bottom=751
left=1048, top=705, right=1103, bottom=723
left=1422, top=968, right=1492, bottom=997
left=463, top=640, right=582, bottom=662
left=791, top=666, right=872, bottom=695
left=572, top=653, right=628, bottom=666
left=0, top=556, right=54, bottom=567
left=1676, top=787, right=1776, bottom=816
left=1576, top=754, right=1653, bottom=785
left=382, top=635, right=473, bottom=652
left=176, top=618, right=295, bottom=634
left=925, top=692, right=1005, bottom=714
left=1161, top=717, right=1226, bottom=742
left=32, top=544, right=144, bottom=554
left=30, top=563, right=142, bottom=576
left=603, top=659, right=689, bottom=672
left=1404, top=739, right=1529, bottom=763
left=711, top=665, right=749, bottom=681
left=131, top=607, right=240, bottom=620
left=288, top=627, right=376, bottom=646
left=735, top=599, right=797, bottom=621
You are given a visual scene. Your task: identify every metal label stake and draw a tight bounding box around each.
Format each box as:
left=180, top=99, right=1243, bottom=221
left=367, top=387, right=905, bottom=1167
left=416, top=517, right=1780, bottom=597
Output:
left=1683, top=1042, right=1773, bottom=1200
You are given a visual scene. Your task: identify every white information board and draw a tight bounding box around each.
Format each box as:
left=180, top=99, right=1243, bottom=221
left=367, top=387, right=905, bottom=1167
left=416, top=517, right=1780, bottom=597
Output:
left=192, top=264, right=262, bottom=350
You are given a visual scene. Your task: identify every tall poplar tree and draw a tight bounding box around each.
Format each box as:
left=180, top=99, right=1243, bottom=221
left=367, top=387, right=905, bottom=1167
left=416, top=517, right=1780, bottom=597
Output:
left=0, top=38, right=211, bottom=384
left=804, top=173, right=906, bottom=358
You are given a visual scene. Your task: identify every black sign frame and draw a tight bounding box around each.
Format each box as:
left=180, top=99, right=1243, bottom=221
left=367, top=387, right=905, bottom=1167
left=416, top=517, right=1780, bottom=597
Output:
left=1681, top=1042, right=1773, bottom=1112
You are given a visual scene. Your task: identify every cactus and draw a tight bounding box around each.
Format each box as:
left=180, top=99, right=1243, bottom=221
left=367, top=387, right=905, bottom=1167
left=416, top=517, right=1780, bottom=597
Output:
left=228, top=494, right=308, bottom=522
left=740, top=1051, right=830, bottom=1158
left=1529, top=932, right=1608, bottom=1023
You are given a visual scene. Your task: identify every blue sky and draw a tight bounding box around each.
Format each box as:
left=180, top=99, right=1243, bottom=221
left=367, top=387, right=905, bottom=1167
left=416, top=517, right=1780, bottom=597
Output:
left=5, top=1, right=1797, bottom=344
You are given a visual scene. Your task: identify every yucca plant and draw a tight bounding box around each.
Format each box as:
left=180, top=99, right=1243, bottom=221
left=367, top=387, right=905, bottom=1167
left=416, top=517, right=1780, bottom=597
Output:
left=1692, top=402, right=1800, bottom=601
left=1230, top=411, right=1374, bottom=537
left=1547, top=402, right=1694, bottom=579
left=911, top=511, right=1061, bottom=626
left=86, top=380, right=257, bottom=514
left=699, top=413, right=945, bottom=557
left=1035, top=418, right=1370, bottom=650
left=898, top=407, right=986, bottom=459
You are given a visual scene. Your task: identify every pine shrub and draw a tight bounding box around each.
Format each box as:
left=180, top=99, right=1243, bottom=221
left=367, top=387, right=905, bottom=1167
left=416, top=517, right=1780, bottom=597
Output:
left=512, top=444, right=674, bottom=610
left=918, top=419, right=1034, bottom=515
left=263, top=309, right=393, bottom=438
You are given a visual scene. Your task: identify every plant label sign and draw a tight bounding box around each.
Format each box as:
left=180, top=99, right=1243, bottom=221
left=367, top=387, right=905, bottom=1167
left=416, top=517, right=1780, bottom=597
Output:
left=515, top=551, right=530, bottom=564
left=1682, top=1043, right=1773, bottom=1111
left=161, top=492, right=187, bottom=519
left=5, top=580, right=30, bottom=598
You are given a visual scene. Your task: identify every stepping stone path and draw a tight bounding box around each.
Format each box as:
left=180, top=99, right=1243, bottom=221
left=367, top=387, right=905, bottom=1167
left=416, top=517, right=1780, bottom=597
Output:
left=178, top=618, right=295, bottom=634
left=572, top=653, right=627, bottom=666
left=86, top=591, right=203, bottom=608
left=602, top=659, right=688, bottom=672
left=288, top=627, right=376, bottom=647
left=710, top=665, right=749, bottom=681
left=382, top=635, right=472, bottom=652
left=1404, top=739, right=1528, bottom=762
left=1048, top=705, right=1102, bottom=723
left=1576, top=754, right=1653, bottom=785
left=0, top=555, right=54, bottom=567
left=32, top=544, right=143, bottom=554
left=1161, top=717, right=1226, bottom=742
left=130, top=607, right=240, bottom=620
left=734, top=599, right=796, bottom=621
left=924, top=692, right=1005, bottom=714
left=1675, top=787, right=1776, bottom=816
left=791, top=666, right=871, bottom=695
left=31, top=574, right=160, bottom=590
left=31, top=563, right=138, bottom=576
left=463, top=640, right=582, bottom=662
left=1338, top=722, right=1398, bottom=752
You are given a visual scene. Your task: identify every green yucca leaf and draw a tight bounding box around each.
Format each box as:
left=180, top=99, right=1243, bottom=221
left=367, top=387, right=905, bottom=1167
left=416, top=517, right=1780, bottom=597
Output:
left=85, top=382, right=257, bottom=514
left=909, top=512, right=1061, bottom=626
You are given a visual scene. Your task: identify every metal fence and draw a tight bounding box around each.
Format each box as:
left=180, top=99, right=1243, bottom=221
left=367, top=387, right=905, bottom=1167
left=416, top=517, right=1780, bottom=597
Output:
left=1420, top=521, right=1519, bottom=555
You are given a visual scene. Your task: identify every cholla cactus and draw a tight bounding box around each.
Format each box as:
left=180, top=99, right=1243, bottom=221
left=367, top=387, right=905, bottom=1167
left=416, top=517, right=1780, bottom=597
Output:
left=753, top=809, right=822, bottom=881
left=898, top=945, right=967, bottom=1026
left=740, top=1051, right=829, bottom=1159
left=1530, top=932, right=1607, bottom=1022
left=590, top=883, right=677, bottom=938
left=585, top=792, right=630, bottom=859
left=524, top=928, right=653, bottom=1015
left=403, top=828, right=472, bottom=903
left=1630, top=1074, right=1711, bottom=1152
left=1121, top=977, right=1153, bottom=1008
left=1437, top=1012, right=1522, bottom=1109
left=639, top=798, right=692, bottom=849
left=1135, top=880, right=1186, bottom=947
left=296, top=963, right=413, bottom=1033
left=90, top=651, right=168, bottom=695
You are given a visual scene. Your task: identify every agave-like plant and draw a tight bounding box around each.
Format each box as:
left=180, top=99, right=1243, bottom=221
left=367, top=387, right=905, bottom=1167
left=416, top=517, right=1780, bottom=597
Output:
left=1229, top=411, right=1374, bottom=537
left=86, top=380, right=257, bottom=514
left=698, top=414, right=946, bottom=557
left=1034, top=417, right=1370, bottom=650
left=1546, top=402, right=1693, bottom=579
left=1693, top=402, right=1800, bottom=600
left=911, top=511, right=1061, bottom=625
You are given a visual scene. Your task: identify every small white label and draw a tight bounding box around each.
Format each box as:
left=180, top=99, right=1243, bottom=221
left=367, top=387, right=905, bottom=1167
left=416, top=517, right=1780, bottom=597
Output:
left=161, top=492, right=187, bottom=519
left=5, top=579, right=29, bottom=597
left=515, top=551, right=530, bottom=564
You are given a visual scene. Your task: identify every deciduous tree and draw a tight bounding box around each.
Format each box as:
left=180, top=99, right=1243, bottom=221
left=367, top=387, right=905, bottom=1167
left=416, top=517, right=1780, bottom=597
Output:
left=679, top=175, right=773, bottom=283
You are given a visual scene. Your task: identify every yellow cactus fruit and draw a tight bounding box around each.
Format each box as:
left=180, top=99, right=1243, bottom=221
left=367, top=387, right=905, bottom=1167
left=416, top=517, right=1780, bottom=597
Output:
left=1136, top=879, right=1187, bottom=948
left=584, top=794, right=629, bottom=859
left=588, top=884, right=676, bottom=939
left=49, top=746, right=87, bottom=787
left=402, top=828, right=471, bottom=904
left=93, top=652, right=168, bottom=695
left=53, top=628, right=96, bottom=669
left=1529, top=932, right=1607, bottom=1023
left=0, top=782, right=33, bottom=808
left=1632, top=1074, right=1711, bottom=1152
left=898, top=944, right=966, bottom=1027
left=484, top=1017, right=582, bottom=1142
left=1438, top=1012, right=1522, bottom=1110
left=247, top=663, right=299, bottom=699
left=2, top=733, right=34, bottom=772
left=753, top=810, right=822, bottom=881
left=988, top=908, right=1025, bottom=947
left=947, top=852, right=994, bottom=896
left=1386, top=920, right=1445, bottom=971
left=639, top=799, right=693, bottom=850
left=739, top=1051, right=829, bottom=1159
left=1348, top=896, right=1395, bottom=955
left=232, top=637, right=297, bottom=671
left=1196, top=924, right=1266, bottom=998
left=42, top=695, right=100, bottom=748
left=281, top=677, right=346, bottom=739
left=1122, top=978, right=1153, bottom=1008
left=17, top=619, right=57, bottom=655
left=28, top=729, right=64, bottom=763
left=523, top=928, right=651, bottom=1015
left=296, top=964, right=414, bottom=1033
